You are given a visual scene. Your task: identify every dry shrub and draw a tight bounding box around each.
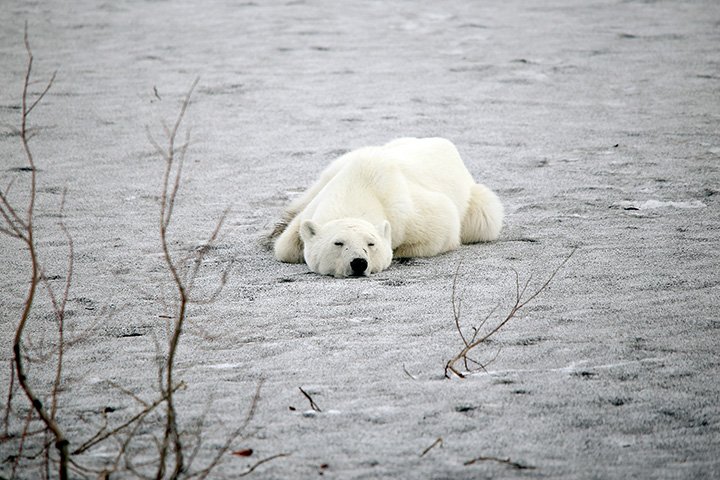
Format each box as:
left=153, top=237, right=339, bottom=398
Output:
left=445, top=249, right=576, bottom=378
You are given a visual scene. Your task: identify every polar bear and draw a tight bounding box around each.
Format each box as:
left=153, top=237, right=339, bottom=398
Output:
left=269, top=137, right=503, bottom=277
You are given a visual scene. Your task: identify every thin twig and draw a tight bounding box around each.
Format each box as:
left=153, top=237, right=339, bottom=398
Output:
left=298, top=387, right=322, bottom=412
left=463, top=455, right=535, bottom=470
left=25, top=70, right=56, bottom=117
left=420, top=437, right=443, bottom=457
left=445, top=248, right=577, bottom=378
left=65, top=454, right=106, bottom=478
left=2, top=359, right=15, bottom=438
left=451, top=261, right=469, bottom=348
left=11, top=407, right=37, bottom=478
left=468, top=304, right=499, bottom=345
left=236, top=453, right=291, bottom=478
left=155, top=78, right=199, bottom=480
left=72, top=382, right=184, bottom=455
left=182, top=399, right=214, bottom=476
left=402, top=364, right=417, bottom=381
left=0, top=191, right=27, bottom=239
left=10, top=22, right=69, bottom=480
left=105, top=380, right=151, bottom=408
left=111, top=408, right=155, bottom=479
left=190, top=380, right=264, bottom=480
left=45, top=190, right=74, bottom=421
left=184, top=207, right=229, bottom=294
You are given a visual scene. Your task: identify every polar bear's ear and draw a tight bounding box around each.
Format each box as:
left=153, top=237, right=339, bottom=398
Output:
left=378, top=221, right=391, bottom=243
left=300, top=220, right=319, bottom=241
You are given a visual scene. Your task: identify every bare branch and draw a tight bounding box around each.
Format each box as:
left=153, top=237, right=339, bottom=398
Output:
left=11, top=22, right=70, bottom=479
left=26, top=70, right=57, bottom=117
left=402, top=364, right=417, bottom=380
left=109, top=408, right=155, bottom=479
left=146, top=126, right=168, bottom=159
left=182, top=399, right=214, bottom=475
left=46, top=191, right=74, bottom=421
left=185, top=208, right=231, bottom=296
left=0, top=190, right=28, bottom=237
left=66, top=454, right=106, bottom=478
left=159, top=78, right=198, bottom=233
left=445, top=248, right=576, bottom=378
left=464, top=455, right=535, bottom=470
left=420, top=437, right=443, bottom=457
left=2, top=360, right=15, bottom=438
left=189, top=380, right=264, bottom=480
left=0, top=223, right=24, bottom=239
left=105, top=380, right=151, bottom=409
left=468, top=304, right=499, bottom=345
left=235, top=453, right=291, bottom=478
left=451, top=261, right=469, bottom=348
left=11, top=407, right=36, bottom=479
left=188, top=258, right=233, bottom=305
left=72, top=382, right=184, bottom=455
left=154, top=77, right=200, bottom=480
left=298, top=387, right=322, bottom=412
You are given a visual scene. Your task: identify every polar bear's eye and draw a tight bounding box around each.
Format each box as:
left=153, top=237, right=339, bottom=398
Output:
left=334, top=241, right=344, bottom=246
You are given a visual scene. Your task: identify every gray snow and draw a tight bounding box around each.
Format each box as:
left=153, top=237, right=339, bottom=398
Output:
left=1, top=0, right=719, bottom=479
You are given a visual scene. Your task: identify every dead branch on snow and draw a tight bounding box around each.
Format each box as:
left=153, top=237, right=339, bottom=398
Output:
left=445, top=249, right=576, bottom=378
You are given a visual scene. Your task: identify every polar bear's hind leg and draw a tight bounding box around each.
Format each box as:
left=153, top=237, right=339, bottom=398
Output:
left=394, top=193, right=461, bottom=258
left=461, top=184, right=504, bottom=243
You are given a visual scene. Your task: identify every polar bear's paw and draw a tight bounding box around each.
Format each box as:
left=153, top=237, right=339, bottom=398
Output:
left=273, top=219, right=305, bottom=264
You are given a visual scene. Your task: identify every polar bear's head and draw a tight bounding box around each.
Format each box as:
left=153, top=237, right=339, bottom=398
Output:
left=300, top=218, right=392, bottom=278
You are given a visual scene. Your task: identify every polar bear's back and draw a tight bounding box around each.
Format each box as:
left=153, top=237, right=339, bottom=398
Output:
left=294, top=137, right=477, bottom=233
left=322, top=137, right=473, bottom=185
left=316, top=137, right=477, bottom=215
left=379, top=137, right=475, bottom=210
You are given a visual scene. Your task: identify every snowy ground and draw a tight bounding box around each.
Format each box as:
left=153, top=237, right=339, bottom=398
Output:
left=1, top=0, right=719, bottom=478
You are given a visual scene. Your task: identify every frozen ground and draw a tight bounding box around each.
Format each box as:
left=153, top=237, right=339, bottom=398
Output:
left=1, top=0, right=719, bottom=478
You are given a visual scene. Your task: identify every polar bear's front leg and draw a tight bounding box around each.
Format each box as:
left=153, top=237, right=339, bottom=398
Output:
left=274, top=217, right=305, bottom=263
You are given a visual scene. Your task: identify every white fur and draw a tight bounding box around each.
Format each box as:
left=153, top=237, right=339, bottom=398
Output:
left=273, top=137, right=503, bottom=277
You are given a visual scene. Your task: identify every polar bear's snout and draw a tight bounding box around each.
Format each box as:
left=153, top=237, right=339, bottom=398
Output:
left=350, top=258, right=368, bottom=276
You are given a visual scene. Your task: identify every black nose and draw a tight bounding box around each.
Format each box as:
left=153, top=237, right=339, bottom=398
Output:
left=350, top=258, right=368, bottom=275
